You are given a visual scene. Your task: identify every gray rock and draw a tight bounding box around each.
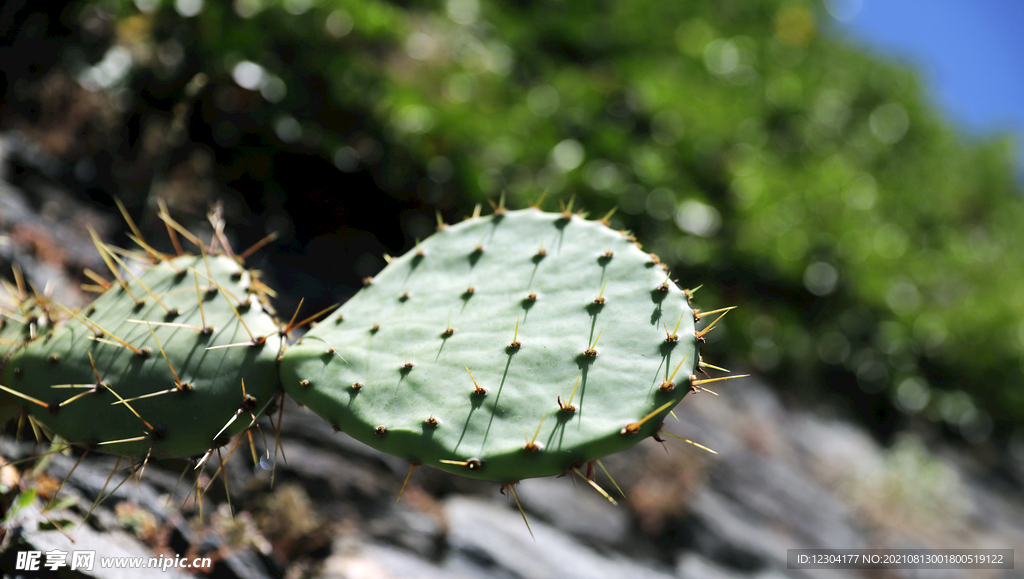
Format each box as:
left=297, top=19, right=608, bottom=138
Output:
left=220, top=547, right=277, bottom=579
left=443, top=495, right=675, bottom=579
left=678, top=552, right=766, bottom=579
left=322, top=538, right=475, bottom=579
left=365, top=506, right=446, bottom=559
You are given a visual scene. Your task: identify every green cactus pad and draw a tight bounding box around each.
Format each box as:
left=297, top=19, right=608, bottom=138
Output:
left=1, top=254, right=282, bottom=459
left=281, top=209, right=700, bottom=482
left=0, top=298, right=47, bottom=424
left=0, top=307, right=42, bottom=349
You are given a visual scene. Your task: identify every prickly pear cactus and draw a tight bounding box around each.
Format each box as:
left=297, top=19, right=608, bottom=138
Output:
left=0, top=293, right=48, bottom=425
left=281, top=208, right=706, bottom=482
left=1, top=253, right=282, bottom=459
left=0, top=274, right=53, bottom=358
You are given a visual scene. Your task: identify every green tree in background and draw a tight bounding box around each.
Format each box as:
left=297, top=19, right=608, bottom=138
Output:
left=3, top=0, right=1022, bottom=444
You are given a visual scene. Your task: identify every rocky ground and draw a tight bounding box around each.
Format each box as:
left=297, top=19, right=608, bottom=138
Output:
left=1, top=135, right=1022, bottom=578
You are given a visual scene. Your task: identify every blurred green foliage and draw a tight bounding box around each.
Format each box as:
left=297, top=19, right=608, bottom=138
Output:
left=9, top=0, right=1024, bottom=441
